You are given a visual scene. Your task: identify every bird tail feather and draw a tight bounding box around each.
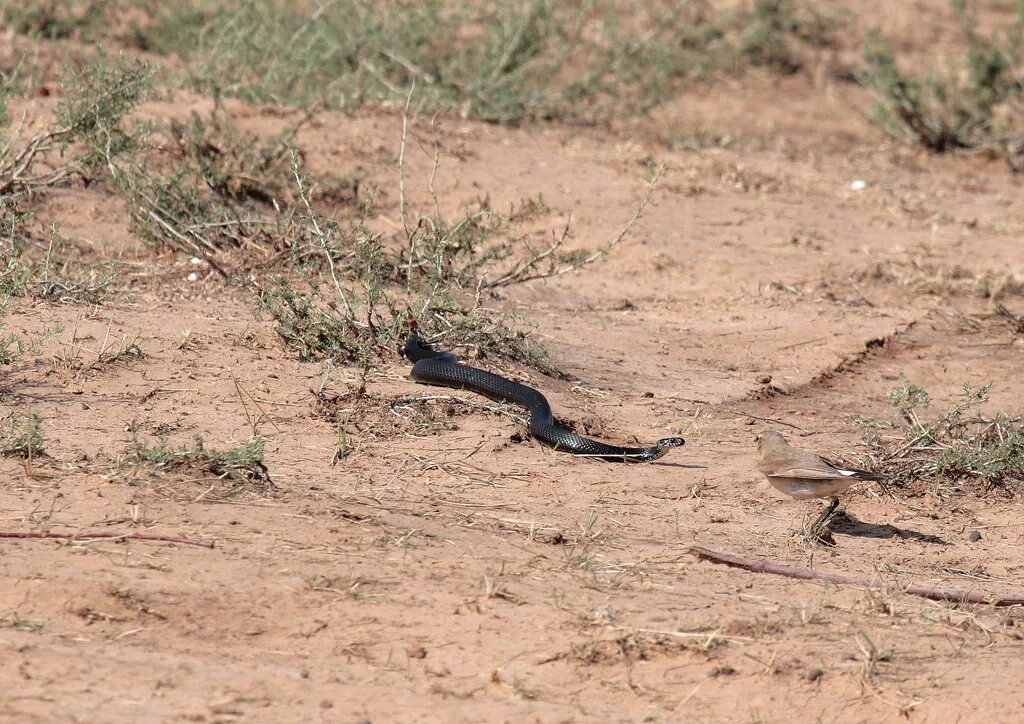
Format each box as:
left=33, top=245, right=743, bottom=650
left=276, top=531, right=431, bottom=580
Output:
left=820, top=457, right=887, bottom=481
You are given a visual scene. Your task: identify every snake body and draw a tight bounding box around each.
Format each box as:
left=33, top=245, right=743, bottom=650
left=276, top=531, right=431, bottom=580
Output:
left=404, top=334, right=684, bottom=463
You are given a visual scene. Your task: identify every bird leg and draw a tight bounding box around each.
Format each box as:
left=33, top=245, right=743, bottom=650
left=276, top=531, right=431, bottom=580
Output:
left=815, top=497, right=841, bottom=526
left=802, top=497, right=841, bottom=546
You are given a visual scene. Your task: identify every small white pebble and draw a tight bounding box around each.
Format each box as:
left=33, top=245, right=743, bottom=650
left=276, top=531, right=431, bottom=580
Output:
left=186, top=271, right=200, bottom=282
left=850, top=179, right=868, bottom=191
left=190, top=256, right=205, bottom=266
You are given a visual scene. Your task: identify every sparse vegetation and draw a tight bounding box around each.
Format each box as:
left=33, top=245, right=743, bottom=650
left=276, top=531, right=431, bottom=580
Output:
left=2, top=225, right=115, bottom=304
left=562, top=512, right=609, bottom=572
left=53, top=327, right=145, bottom=378
left=2, top=4, right=1024, bottom=718
left=857, top=0, right=1024, bottom=167
left=5, top=1, right=845, bottom=126
left=124, top=433, right=273, bottom=492
left=121, top=107, right=327, bottom=265
left=252, top=151, right=587, bottom=374
left=863, top=380, right=1024, bottom=491
left=0, top=609, right=44, bottom=634
left=1, top=1, right=840, bottom=375
left=737, top=0, right=845, bottom=75
left=0, top=0, right=116, bottom=41
left=0, top=53, right=148, bottom=336
left=862, top=259, right=1024, bottom=300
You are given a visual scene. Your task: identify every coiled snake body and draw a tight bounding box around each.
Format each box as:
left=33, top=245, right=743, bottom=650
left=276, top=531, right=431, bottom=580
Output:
left=404, top=333, right=684, bottom=462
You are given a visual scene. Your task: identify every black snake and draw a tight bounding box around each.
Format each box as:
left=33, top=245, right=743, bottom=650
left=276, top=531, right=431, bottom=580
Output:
left=404, top=333, right=684, bottom=462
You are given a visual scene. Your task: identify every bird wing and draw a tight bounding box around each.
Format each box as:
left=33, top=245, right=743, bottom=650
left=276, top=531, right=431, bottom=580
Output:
left=764, top=449, right=848, bottom=479
left=819, top=456, right=887, bottom=481
left=766, top=466, right=846, bottom=480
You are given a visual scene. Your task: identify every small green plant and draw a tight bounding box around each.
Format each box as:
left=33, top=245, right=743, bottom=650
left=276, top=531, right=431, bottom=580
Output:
left=857, top=0, right=1024, bottom=164
left=125, top=433, right=273, bottom=490
left=55, top=50, right=155, bottom=183
left=1, top=51, right=153, bottom=199
left=35, top=233, right=116, bottom=304
left=0, top=65, right=13, bottom=131
left=255, top=274, right=388, bottom=365
left=121, top=107, right=370, bottom=270
left=0, top=200, right=31, bottom=293
left=0, top=411, right=44, bottom=457
left=0, top=320, right=63, bottom=366
left=887, top=378, right=930, bottom=421
left=933, top=411, right=1024, bottom=484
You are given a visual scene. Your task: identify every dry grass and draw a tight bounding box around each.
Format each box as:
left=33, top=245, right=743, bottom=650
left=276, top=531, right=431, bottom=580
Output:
left=862, top=259, right=1024, bottom=300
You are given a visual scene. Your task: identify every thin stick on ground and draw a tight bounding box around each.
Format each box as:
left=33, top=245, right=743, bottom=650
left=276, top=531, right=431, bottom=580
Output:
left=0, top=530, right=215, bottom=549
left=0, top=120, right=74, bottom=196
left=689, top=546, right=1024, bottom=607
left=426, top=112, right=443, bottom=222
left=399, top=79, right=416, bottom=280
left=290, top=151, right=358, bottom=321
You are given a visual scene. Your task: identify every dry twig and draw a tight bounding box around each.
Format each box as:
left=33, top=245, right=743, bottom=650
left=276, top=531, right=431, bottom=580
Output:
left=689, top=546, right=1024, bottom=606
left=0, top=530, right=215, bottom=548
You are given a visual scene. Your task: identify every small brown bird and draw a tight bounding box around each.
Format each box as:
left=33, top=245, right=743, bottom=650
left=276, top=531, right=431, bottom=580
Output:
left=756, top=430, right=886, bottom=533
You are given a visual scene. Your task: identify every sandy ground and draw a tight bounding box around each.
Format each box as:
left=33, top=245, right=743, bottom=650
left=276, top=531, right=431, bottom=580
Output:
left=3, top=3, right=1024, bottom=722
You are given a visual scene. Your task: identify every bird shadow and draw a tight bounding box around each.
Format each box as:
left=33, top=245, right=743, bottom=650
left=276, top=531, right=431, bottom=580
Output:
left=830, top=512, right=948, bottom=545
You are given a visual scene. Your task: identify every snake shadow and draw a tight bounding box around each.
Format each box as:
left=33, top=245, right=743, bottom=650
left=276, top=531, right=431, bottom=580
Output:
left=831, top=512, right=948, bottom=545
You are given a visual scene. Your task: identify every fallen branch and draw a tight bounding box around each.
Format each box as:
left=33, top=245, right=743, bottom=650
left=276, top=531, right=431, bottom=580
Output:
left=0, top=530, right=215, bottom=549
left=689, top=546, right=1024, bottom=607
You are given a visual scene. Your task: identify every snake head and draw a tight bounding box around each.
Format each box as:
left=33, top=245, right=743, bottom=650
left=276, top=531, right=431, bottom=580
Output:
left=645, top=436, right=685, bottom=461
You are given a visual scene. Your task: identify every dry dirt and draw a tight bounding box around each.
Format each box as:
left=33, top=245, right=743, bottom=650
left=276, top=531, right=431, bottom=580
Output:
left=3, top=5, right=1024, bottom=723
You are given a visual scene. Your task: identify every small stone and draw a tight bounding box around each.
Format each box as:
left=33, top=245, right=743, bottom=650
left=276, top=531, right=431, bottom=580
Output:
left=968, top=530, right=982, bottom=542
left=806, top=667, right=824, bottom=682
left=850, top=179, right=867, bottom=191
left=756, top=374, right=772, bottom=384
left=643, top=391, right=654, bottom=398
